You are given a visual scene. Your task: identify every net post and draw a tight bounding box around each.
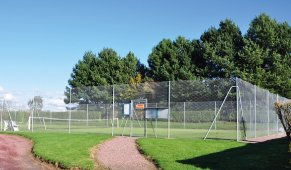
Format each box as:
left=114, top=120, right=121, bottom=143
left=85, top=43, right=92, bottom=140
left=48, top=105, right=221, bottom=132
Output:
left=87, top=104, right=88, bottom=126
left=168, top=81, right=170, bottom=139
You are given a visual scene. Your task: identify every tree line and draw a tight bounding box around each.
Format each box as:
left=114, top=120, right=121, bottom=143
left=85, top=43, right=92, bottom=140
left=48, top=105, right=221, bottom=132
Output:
left=64, top=13, right=291, bottom=104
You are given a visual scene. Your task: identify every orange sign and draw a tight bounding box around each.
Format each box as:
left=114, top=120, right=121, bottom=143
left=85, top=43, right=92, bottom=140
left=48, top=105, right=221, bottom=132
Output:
left=136, top=104, right=144, bottom=109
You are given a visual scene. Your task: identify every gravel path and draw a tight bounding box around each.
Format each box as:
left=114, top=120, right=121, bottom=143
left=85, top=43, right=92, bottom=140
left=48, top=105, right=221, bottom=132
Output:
left=239, top=133, right=287, bottom=143
left=0, top=134, right=56, bottom=170
left=96, top=136, right=157, bottom=170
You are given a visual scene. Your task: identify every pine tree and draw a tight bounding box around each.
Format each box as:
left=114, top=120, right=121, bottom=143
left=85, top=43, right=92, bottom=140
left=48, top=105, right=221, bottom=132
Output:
left=148, top=36, right=202, bottom=81
left=244, top=13, right=291, bottom=97
left=64, top=48, right=140, bottom=104
left=200, top=19, right=244, bottom=78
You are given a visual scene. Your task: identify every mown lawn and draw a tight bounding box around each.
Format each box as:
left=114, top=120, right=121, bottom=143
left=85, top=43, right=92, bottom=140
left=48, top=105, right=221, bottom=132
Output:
left=138, top=137, right=291, bottom=170
left=0, top=132, right=113, bottom=169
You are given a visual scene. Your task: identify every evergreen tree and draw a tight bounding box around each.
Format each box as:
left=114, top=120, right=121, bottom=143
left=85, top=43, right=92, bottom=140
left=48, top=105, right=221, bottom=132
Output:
left=244, top=13, right=291, bottom=97
left=64, top=48, right=140, bottom=104
left=200, top=19, right=244, bottom=78
left=148, top=36, right=203, bottom=81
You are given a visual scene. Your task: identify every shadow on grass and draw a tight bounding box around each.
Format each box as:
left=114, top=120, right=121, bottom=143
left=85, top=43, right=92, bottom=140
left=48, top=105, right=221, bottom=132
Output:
left=176, top=137, right=291, bottom=170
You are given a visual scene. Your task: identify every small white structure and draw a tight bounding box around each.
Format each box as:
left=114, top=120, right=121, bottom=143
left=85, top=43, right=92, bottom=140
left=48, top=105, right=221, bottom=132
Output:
left=3, top=120, right=21, bottom=131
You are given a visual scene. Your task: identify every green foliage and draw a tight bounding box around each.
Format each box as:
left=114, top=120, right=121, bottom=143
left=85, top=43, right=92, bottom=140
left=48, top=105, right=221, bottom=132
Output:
left=244, top=13, right=291, bottom=97
left=64, top=48, right=140, bottom=104
left=200, top=19, right=244, bottom=78
left=148, top=36, right=203, bottom=81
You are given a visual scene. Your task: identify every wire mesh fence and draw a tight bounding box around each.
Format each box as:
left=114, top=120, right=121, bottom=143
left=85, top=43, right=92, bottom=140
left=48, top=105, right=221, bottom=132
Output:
left=1, top=78, right=289, bottom=141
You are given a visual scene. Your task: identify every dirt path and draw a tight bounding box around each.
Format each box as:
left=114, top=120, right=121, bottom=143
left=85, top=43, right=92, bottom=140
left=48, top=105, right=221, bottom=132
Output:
left=0, top=134, right=56, bottom=170
left=96, top=136, right=157, bottom=170
left=239, top=133, right=287, bottom=143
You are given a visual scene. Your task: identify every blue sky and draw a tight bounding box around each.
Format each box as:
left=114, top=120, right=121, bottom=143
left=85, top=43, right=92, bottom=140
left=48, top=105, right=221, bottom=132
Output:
left=0, top=0, right=290, bottom=111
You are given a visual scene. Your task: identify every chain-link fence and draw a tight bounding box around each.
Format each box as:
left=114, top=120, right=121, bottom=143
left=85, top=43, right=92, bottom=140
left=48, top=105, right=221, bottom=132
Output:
left=237, top=79, right=288, bottom=141
left=1, top=78, right=288, bottom=141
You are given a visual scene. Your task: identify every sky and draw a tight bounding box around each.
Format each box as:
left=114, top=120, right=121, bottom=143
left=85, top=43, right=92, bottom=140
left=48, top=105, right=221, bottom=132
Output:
left=0, top=0, right=290, bottom=111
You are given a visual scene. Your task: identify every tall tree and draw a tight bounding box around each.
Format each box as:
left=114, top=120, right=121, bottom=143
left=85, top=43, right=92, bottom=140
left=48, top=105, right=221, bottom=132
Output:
left=64, top=48, right=140, bottom=104
left=28, top=96, right=43, bottom=112
left=148, top=36, right=203, bottom=81
left=244, top=13, right=291, bottom=97
left=200, top=19, right=244, bottom=78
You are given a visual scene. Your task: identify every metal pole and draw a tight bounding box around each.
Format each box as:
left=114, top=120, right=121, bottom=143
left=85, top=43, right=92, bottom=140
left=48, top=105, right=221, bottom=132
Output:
left=168, top=81, right=171, bottom=138
left=50, top=111, right=52, bottom=125
left=1, top=99, right=3, bottom=131
left=267, top=91, right=269, bottom=136
left=87, top=104, right=88, bottom=126
left=204, top=86, right=236, bottom=140
left=130, top=100, right=133, bottom=137
left=106, top=106, right=108, bottom=127
left=69, top=88, right=71, bottom=134
left=254, top=85, right=257, bottom=138
left=215, top=101, right=216, bottom=130
left=32, top=90, right=34, bottom=132
left=15, top=101, right=16, bottom=122
left=250, top=100, right=251, bottom=131
left=276, top=94, right=279, bottom=135
left=236, top=78, right=239, bottom=141
left=0, top=100, right=2, bottom=131
left=184, top=102, right=185, bottom=129
left=156, top=103, right=157, bottom=128
left=112, top=85, right=114, bottom=136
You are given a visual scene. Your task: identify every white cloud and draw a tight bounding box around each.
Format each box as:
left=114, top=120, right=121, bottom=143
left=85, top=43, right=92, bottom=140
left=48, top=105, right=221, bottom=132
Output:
left=0, top=86, right=3, bottom=91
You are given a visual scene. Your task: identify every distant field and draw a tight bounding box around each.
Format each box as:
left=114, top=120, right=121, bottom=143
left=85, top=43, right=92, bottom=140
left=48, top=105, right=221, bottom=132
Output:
left=2, top=120, right=280, bottom=141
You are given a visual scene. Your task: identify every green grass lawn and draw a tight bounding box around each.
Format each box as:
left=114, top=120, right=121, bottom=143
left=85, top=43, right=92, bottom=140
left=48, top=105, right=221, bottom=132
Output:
left=0, top=131, right=289, bottom=170
left=0, top=132, right=113, bottom=169
left=138, top=137, right=291, bottom=170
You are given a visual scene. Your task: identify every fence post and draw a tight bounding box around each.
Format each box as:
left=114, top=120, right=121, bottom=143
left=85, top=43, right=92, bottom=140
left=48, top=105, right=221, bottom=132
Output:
left=184, top=102, right=185, bottom=129
left=112, top=85, right=114, bottom=136
left=69, top=88, right=71, bottom=134
left=0, top=101, right=2, bottom=131
left=87, top=104, right=88, bottom=126
left=15, top=101, right=16, bottom=122
left=236, top=78, right=239, bottom=141
left=168, top=81, right=171, bottom=139
left=32, top=90, right=34, bottom=132
left=215, top=101, right=216, bottom=130
left=156, top=103, right=157, bottom=128
left=276, top=94, right=279, bottom=135
left=254, top=85, right=256, bottom=138
left=50, top=111, right=52, bottom=125
left=267, top=91, right=269, bottom=136
left=250, top=101, right=251, bottom=131
left=107, top=106, right=108, bottom=127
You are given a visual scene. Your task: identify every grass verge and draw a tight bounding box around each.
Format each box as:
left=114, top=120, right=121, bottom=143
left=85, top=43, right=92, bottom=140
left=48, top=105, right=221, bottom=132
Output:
left=0, top=132, right=113, bottom=169
left=138, top=137, right=291, bottom=170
